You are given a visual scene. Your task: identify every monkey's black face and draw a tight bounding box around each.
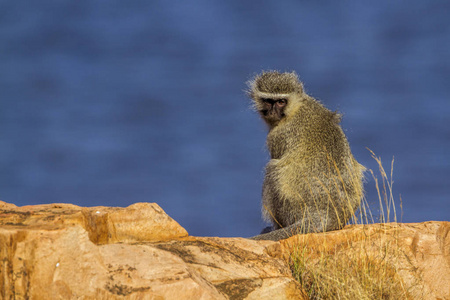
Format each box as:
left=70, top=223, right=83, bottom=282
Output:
left=260, top=98, right=287, bottom=124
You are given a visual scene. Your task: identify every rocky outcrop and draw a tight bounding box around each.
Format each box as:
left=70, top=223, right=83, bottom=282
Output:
left=1, top=200, right=449, bottom=299
left=0, top=201, right=303, bottom=299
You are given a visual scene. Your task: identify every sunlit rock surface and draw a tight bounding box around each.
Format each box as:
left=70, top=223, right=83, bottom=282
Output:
left=0, top=201, right=303, bottom=299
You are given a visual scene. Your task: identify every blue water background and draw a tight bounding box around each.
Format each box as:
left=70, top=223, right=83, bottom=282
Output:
left=1, top=1, right=449, bottom=237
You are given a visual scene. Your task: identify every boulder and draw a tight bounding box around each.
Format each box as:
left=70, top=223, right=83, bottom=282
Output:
left=0, top=201, right=304, bottom=299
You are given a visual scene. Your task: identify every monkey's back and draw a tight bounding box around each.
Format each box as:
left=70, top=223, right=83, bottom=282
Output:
left=263, top=98, right=364, bottom=231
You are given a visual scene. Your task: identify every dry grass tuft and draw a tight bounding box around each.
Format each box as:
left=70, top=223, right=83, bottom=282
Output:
left=289, top=149, right=413, bottom=299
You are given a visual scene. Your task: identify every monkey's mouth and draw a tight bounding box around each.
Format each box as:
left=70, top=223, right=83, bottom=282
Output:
left=263, top=110, right=285, bottom=119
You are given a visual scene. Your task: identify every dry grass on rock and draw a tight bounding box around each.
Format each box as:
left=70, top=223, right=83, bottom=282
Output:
left=288, top=150, right=418, bottom=299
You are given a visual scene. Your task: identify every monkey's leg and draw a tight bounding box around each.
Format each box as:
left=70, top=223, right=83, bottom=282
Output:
left=249, top=221, right=320, bottom=241
left=249, top=209, right=342, bottom=241
left=250, top=222, right=307, bottom=241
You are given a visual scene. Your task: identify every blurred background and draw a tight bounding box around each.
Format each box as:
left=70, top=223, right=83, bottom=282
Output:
left=0, top=1, right=449, bottom=237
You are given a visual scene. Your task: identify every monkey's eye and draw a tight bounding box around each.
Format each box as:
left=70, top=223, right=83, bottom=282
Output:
left=276, top=99, right=287, bottom=107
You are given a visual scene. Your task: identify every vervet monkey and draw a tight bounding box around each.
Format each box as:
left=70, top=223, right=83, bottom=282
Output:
left=247, top=71, right=365, bottom=241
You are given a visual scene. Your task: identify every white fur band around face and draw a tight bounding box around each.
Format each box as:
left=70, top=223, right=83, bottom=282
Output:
left=253, top=92, right=292, bottom=99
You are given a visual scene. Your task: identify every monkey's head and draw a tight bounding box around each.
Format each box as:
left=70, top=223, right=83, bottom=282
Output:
left=247, top=71, right=304, bottom=127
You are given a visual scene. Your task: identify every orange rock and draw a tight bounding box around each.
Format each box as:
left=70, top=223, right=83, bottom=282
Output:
left=2, top=200, right=448, bottom=299
left=0, top=201, right=188, bottom=243
left=0, top=201, right=304, bottom=299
